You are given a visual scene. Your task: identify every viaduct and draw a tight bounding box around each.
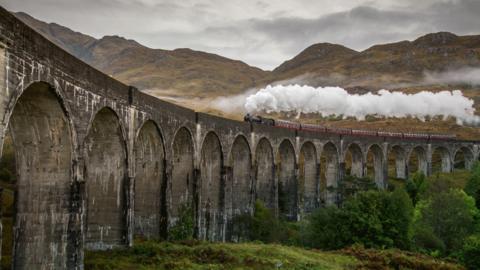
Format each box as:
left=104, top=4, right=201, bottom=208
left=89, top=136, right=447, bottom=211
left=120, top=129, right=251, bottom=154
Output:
left=0, top=6, right=478, bottom=269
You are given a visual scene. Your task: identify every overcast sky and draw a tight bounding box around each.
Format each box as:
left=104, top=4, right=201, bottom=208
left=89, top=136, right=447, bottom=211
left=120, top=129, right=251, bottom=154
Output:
left=2, top=0, right=480, bottom=70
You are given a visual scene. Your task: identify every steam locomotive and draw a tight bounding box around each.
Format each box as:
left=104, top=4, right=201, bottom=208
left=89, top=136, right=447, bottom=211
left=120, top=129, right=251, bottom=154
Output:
left=243, top=114, right=456, bottom=141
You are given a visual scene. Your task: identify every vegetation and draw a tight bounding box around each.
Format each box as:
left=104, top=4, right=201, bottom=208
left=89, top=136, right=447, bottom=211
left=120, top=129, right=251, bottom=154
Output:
left=85, top=240, right=464, bottom=270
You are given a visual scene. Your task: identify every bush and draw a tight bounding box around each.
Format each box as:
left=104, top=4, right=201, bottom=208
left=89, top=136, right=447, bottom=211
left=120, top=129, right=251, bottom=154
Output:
left=465, top=162, right=480, bottom=209
left=413, top=189, right=478, bottom=255
left=461, top=234, right=480, bottom=270
left=307, top=189, right=413, bottom=250
left=405, top=172, right=428, bottom=205
left=169, top=204, right=194, bottom=241
left=249, top=200, right=287, bottom=243
left=412, top=225, right=446, bottom=255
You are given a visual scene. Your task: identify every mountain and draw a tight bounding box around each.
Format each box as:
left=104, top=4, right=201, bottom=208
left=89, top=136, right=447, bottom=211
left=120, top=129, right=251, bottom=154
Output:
left=13, top=11, right=480, bottom=139
left=269, top=32, right=480, bottom=89
left=14, top=12, right=268, bottom=98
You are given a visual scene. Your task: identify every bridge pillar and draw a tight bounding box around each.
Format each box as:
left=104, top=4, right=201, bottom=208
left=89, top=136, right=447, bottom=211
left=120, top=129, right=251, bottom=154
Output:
left=426, top=144, right=433, bottom=176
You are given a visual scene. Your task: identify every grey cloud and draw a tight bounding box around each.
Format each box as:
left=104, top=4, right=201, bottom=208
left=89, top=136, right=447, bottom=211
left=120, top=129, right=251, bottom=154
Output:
left=1, top=0, right=480, bottom=70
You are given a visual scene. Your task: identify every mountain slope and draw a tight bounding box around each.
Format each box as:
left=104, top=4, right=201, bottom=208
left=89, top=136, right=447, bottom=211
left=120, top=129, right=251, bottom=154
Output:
left=270, top=32, right=480, bottom=89
left=14, top=12, right=268, bottom=97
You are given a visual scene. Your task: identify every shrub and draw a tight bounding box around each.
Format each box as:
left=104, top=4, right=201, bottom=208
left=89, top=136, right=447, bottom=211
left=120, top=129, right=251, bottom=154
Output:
left=169, top=204, right=194, bottom=241
left=405, top=172, right=428, bottom=205
left=412, top=225, right=446, bottom=255
left=461, top=234, right=480, bottom=270
left=307, top=189, right=413, bottom=250
left=249, top=200, right=285, bottom=243
left=465, top=161, right=480, bottom=209
left=413, top=189, right=478, bottom=254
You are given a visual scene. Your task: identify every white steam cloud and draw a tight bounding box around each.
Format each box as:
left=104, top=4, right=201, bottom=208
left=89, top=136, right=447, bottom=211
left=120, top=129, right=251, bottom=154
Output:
left=244, top=84, right=480, bottom=125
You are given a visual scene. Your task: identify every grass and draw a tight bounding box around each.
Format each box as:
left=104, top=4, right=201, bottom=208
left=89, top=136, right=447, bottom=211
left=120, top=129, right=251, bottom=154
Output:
left=85, top=240, right=464, bottom=270
left=85, top=240, right=357, bottom=270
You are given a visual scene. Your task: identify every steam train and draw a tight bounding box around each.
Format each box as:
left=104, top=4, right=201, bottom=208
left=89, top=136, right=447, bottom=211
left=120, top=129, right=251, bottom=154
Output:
left=243, top=114, right=456, bottom=141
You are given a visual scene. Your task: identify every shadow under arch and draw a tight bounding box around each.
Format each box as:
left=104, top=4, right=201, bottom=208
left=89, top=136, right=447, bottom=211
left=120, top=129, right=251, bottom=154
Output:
left=408, top=146, right=428, bottom=177
left=199, top=131, right=224, bottom=241
left=388, top=145, right=407, bottom=180
left=170, top=126, right=195, bottom=237
left=276, top=139, right=297, bottom=221
left=299, top=141, right=318, bottom=214
left=254, top=137, right=275, bottom=211
left=84, top=106, right=128, bottom=250
left=225, top=134, right=252, bottom=241
left=134, top=120, right=167, bottom=240
left=321, top=142, right=339, bottom=206
left=431, top=146, right=451, bottom=173
left=454, top=146, right=474, bottom=170
left=344, top=143, right=364, bottom=178
left=3, top=81, right=75, bottom=268
left=366, top=144, right=385, bottom=189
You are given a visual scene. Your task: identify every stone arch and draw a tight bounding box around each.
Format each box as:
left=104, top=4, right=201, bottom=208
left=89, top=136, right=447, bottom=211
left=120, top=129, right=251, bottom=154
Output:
left=4, top=81, right=74, bottom=268
left=199, top=131, right=224, bottom=241
left=321, top=142, right=339, bottom=205
left=134, top=120, right=166, bottom=239
left=366, top=144, right=385, bottom=188
left=228, top=135, right=252, bottom=216
left=84, top=107, right=128, bottom=250
left=276, top=139, right=297, bottom=221
left=454, top=147, right=474, bottom=170
left=170, top=127, right=195, bottom=234
left=388, top=145, right=407, bottom=179
left=431, top=146, right=451, bottom=173
left=299, top=141, right=318, bottom=214
left=408, top=146, right=428, bottom=176
left=344, top=143, right=364, bottom=178
left=254, top=138, right=275, bottom=210
left=226, top=135, right=252, bottom=241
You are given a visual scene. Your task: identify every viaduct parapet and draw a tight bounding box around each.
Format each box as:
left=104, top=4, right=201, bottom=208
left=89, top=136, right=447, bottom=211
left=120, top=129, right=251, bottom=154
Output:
left=0, top=7, right=478, bottom=269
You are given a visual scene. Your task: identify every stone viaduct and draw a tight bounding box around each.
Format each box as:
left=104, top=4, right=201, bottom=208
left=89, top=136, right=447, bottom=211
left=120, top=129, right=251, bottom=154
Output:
left=0, top=6, right=478, bottom=269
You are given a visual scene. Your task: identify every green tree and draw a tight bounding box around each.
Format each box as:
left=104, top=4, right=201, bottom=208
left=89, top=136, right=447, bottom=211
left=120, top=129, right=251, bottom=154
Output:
left=465, top=161, right=480, bottom=209
left=307, top=189, right=414, bottom=250
left=405, top=172, right=428, bottom=205
left=461, top=234, right=480, bottom=270
left=413, top=189, right=478, bottom=254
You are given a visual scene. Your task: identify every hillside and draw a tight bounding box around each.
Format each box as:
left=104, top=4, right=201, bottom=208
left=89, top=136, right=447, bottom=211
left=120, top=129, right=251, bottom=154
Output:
left=268, top=32, right=480, bottom=89
left=85, top=240, right=463, bottom=270
left=15, top=12, right=268, bottom=98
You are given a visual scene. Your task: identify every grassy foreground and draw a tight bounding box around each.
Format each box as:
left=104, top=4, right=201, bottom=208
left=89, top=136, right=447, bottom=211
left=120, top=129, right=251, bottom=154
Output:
left=85, top=240, right=463, bottom=270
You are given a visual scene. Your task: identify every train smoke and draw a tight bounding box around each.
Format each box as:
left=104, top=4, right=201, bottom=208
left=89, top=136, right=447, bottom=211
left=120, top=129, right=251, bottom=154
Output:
left=244, top=84, right=480, bottom=125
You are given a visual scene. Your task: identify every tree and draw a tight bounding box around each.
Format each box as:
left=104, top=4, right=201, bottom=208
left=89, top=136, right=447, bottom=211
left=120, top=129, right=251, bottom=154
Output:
left=465, top=161, right=480, bottom=209
left=413, top=189, right=478, bottom=254
left=405, top=172, right=428, bottom=205
left=307, top=189, right=414, bottom=250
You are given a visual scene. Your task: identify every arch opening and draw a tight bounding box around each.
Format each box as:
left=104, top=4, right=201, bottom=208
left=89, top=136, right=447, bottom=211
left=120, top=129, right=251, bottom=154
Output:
left=170, top=127, right=195, bottom=238
left=320, top=143, right=338, bottom=206
left=2, top=82, right=73, bottom=268
left=408, top=146, right=428, bottom=177
left=227, top=135, right=252, bottom=241
left=431, top=147, right=451, bottom=174
left=134, top=120, right=166, bottom=239
left=84, top=107, right=128, bottom=250
left=344, top=143, right=363, bottom=178
left=366, top=144, right=385, bottom=189
left=387, top=145, right=407, bottom=180
left=254, top=138, right=275, bottom=210
left=299, top=142, right=318, bottom=214
left=454, top=147, right=474, bottom=170
left=276, top=140, right=297, bottom=221
left=199, top=132, right=224, bottom=241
